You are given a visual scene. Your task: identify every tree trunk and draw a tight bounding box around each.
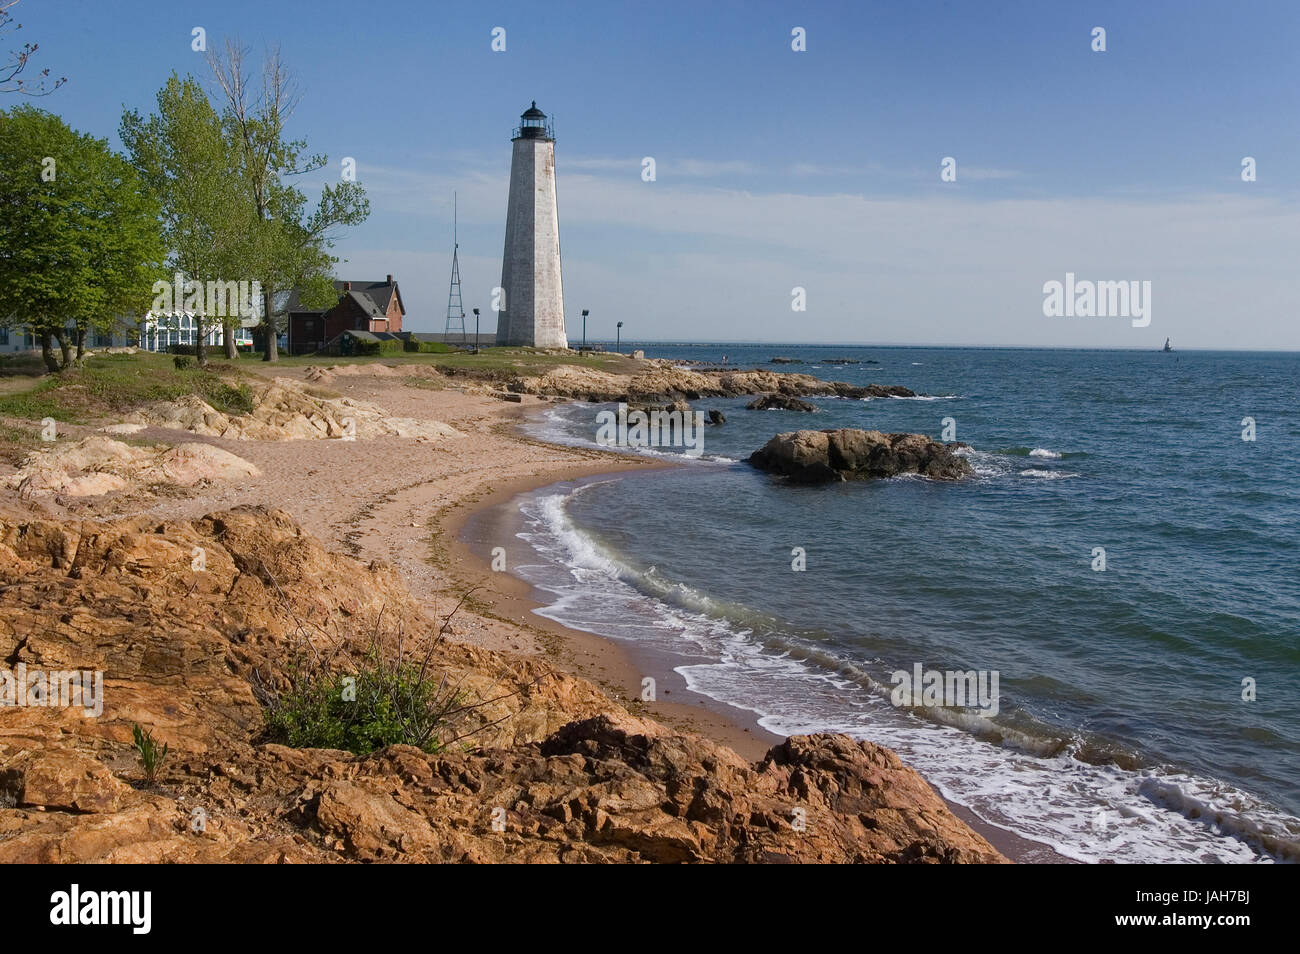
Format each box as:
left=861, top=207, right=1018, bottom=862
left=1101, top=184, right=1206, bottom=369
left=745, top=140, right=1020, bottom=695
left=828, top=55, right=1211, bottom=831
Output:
left=74, top=327, right=86, bottom=366
left=195, top=315, right=208, bottom=368
left=224, top=320, right=238, bottom=359
left=39, top=330, right=60, bottom=373
left=262, top=287, right=277, bottom=363
left=53, top=329, right=72, bottom=370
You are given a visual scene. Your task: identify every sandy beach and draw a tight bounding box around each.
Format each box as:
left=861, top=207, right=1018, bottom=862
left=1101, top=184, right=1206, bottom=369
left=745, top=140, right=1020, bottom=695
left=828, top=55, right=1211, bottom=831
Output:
left=31, top=364, right=788, bottom=755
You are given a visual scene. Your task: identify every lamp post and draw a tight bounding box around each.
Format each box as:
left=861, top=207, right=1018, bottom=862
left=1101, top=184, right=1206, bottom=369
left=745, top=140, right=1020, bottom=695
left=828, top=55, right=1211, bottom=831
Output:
left=616, top=321, right=623, bottom=354
left=472, top=308, right=480, bottom=354
left=581, top=309, right=589, bottom=353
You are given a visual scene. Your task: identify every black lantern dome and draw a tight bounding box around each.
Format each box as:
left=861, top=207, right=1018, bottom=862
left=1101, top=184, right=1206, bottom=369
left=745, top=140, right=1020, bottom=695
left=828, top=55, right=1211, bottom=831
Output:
left=514, top=101, right=553, bottom=141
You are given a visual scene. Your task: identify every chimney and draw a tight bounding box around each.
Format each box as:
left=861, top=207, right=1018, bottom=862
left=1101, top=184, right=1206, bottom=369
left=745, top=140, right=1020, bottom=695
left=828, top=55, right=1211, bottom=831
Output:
left=343, top=281, right=351, bottom=292
left=386, top=274, right=393, bottom=284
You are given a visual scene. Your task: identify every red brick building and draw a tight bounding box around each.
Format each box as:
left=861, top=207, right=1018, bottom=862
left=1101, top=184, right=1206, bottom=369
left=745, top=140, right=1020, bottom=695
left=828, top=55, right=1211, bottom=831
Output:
left=286, top=277, right=405, bottom=355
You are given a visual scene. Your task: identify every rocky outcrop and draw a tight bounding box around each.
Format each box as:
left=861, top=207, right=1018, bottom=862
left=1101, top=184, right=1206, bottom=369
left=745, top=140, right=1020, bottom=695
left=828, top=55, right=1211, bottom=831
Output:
left=706, top=410, right=726, bottom=426
left=3, top=436, right=259, bottom=498
left=0, top=506, right=1001, bottom=863
left=627, top=398, right=691, bottom=415
left=747, top=394, right=818, bottom=412
left=0, top=750, right=133, bottom=814
left=493, top=362, right=917, bottom=404
left=122, top=379, right=460, bottom=442
left=749, top=429, right=972, bottom=484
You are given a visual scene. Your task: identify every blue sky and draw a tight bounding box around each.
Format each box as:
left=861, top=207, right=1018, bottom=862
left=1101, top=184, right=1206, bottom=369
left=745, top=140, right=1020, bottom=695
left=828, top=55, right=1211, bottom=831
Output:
left=14, top=0, right=1300, bottom=348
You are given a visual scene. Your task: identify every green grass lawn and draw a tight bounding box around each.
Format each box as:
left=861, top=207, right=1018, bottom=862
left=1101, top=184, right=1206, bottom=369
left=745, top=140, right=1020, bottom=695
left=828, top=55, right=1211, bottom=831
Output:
left=0, top=351, right=255, bottom=424
left=422, top=347, right=640, bottom=375
left=263, top=346, right=641, bottom=376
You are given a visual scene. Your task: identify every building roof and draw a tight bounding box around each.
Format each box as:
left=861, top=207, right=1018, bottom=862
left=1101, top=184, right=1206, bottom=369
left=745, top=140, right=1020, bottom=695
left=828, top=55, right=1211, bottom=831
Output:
left=337, top=329, right=403, bottom=342
left=344, top=290, right=384, bottom=320
left=283, top=278, right=404, bottom=319
left=522, top=101, right=546, bottom=119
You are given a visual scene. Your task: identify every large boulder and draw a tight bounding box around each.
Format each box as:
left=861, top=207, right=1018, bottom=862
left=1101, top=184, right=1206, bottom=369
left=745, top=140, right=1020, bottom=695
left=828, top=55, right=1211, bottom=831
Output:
left=3, top=436, right=260, bottom=499
left=0, top=750, right=133, bottom=813
left=747, top=394, right=818, bottom=412
left=749, top=429, right=971, bottom=484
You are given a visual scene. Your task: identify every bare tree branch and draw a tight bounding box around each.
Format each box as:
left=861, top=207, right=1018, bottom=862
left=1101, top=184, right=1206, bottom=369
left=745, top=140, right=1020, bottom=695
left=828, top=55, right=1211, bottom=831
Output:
left=0, top=0, right=65, bottom=95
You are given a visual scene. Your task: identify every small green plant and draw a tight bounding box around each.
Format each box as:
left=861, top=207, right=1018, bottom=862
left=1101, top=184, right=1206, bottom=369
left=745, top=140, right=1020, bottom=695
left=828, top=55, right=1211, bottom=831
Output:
left=263, top=648, right=456, bottom=755
left=204, top=379, right=254, bottom=415
left=132, top=723, right=169, bottom=783
left=172, top=355, right=193, bottom=370
left=256, top=587, right=529, bottom=756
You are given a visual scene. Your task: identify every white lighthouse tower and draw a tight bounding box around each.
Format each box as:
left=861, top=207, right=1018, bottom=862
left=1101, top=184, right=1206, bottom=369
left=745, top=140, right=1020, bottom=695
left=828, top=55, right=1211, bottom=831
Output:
left=495, top=102, right=568, bottom=349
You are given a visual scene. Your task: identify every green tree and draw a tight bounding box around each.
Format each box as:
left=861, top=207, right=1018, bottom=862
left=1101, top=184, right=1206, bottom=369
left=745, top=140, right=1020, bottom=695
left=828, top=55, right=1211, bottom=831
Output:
left=121, top=73, right=257, bottom=365
left=207, top=40, right=368, bottom=361
left=0, top=105, right=163, bottom=371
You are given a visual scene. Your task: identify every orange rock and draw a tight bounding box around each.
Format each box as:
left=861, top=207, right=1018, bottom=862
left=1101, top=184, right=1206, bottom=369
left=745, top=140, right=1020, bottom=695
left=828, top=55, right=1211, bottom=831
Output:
left=0, top=506, right=1005, bottom=864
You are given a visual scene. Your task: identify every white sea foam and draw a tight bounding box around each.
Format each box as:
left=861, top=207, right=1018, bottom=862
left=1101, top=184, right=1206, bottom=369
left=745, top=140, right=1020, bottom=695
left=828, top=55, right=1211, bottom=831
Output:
left=1029, top=448, right=1062, bottom=458
left=528, top=404, right=733, bottom=465
left=952, top=447, right=1010, bottom=478
left=1019, top=468, right=1080, bottom=479
left=887, top=394, right=959, bottom=401
left=506, top=483, right=1299, bottom=864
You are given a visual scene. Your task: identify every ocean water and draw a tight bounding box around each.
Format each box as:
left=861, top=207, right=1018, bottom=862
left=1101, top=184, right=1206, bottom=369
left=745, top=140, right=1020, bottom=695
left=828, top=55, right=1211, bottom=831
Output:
left=508, top=345, right=1300, bottom=863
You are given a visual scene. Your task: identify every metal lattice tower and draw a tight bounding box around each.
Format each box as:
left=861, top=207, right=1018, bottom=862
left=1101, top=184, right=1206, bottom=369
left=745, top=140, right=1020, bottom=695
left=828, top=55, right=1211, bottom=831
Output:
left=444, top=192, right=467, bottom=344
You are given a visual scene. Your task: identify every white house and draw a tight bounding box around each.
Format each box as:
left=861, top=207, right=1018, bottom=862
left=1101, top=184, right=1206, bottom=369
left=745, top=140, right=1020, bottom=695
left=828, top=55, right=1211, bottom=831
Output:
left=0, top=324, right=133, bottom=355
left=1, top=314, right=257, bottom=356
left=0, top=327, right=37, bottom=354
left=140, top=312, right=227, bottom=352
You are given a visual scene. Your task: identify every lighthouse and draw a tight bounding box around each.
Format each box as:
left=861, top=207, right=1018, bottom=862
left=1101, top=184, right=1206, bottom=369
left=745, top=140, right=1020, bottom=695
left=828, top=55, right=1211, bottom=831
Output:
left=496, top=102, right=568, bottom=348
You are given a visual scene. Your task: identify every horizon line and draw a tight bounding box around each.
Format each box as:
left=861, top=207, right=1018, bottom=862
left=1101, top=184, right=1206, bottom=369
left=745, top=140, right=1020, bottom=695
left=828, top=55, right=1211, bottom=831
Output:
left=558, top=339, right=1300, bottom=355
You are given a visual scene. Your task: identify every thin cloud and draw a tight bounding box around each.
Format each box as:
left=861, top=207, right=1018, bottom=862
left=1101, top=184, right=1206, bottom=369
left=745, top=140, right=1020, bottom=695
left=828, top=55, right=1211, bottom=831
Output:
left=789, top=161, right=887, bottom=177
left=566, top=156, right=760, bottom=177
left=960, top=166, right=1024, bottom=181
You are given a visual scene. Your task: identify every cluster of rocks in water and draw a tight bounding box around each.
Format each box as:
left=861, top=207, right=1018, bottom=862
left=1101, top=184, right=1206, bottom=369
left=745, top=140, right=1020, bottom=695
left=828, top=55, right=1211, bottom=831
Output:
left=450, top=362, right=965, bottom=486
left=747, top=394, right=818, bottom=412
left=748, top=429, right=972, bottom=484
left=487, top=364, right=916, bottom=431
left=624, top=399, right=726, bottom=425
